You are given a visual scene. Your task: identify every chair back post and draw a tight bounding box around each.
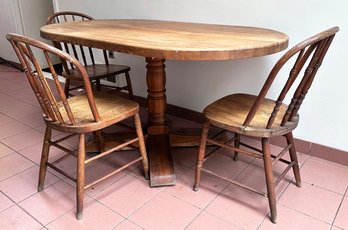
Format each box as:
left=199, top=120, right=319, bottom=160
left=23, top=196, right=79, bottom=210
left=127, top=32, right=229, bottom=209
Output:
left=47, top=11, right=110, bottom=66
left=242, top=27, right=339, bottom=129
left=7, top=33, right=101, bottom=124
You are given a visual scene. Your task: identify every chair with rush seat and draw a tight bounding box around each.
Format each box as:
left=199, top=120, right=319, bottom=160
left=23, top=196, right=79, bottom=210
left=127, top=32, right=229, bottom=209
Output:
left=47, top=11, right=133, bottom=98
left=193, top=27, right=339, bottom=223
left=7, top=33, right=149, bottom=220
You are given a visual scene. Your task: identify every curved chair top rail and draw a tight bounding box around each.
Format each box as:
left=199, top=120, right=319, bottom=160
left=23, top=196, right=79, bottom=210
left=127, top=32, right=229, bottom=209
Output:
left=7, top=33, right=100, bottom=125
left=243, top=26, right=339, bottom=129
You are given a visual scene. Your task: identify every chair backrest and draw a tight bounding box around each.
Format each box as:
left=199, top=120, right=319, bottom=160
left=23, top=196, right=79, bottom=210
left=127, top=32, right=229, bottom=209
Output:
left=7, top=33, right=101, bottom=125
left=47, top=11, right=109, bottom=68
left=243, top=27, right=339, bottom=129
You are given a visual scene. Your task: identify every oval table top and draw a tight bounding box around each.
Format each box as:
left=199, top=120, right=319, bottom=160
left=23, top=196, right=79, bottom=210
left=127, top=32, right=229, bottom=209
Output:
left=40, top=19, right=288, bottom=60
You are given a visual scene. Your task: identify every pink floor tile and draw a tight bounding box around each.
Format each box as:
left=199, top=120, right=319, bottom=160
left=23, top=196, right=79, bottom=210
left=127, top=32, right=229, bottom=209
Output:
left=0, top=152, right=35, bottom=181
left=163, top=169, right=228, bottom=209
left=202, top=152, right=249, bottom=181
left=331, top=226, right=345, bottom=230
left=205, top=184, right=270, bottom=230
left=19, top=142, right=66, bottom=165
left=18, top=180, right=76, bottom=225
left=258, top=204, right=330, bottom=229
left=84, top=170, right=128, bottom=197
left=0, top=142, right=15, bottom=158
left=6, top=88, right=39, bottom=106
left=129, top=192, right=201, bottom=230
left=0, top=205, right=43, bottom=229
left=114, top=219, right=143, bottom=230
left=0, top=166, right=60, bottom=202
left=1, top=129, right=43, bottom=151
left=15, top=112, right=45, bottom=128
left=0, top=112, right=14, bottom=126
left=0, top=192, right=14, bottom=212
left=46, top=199, right=124, bottom=230
left=0, top=120, right=31, bottom=140
left=186, top=211, right=240, bottom=230
left=0, top=70, right=26, bottom=82
left=94, top=175, right=161, bottom=217
left=172, top=147, right=199, bottom=168
left=333, top=195, right=348, bottom=229
left=0, top=101, right=40, bottom=120
left=300, top=157, right=348, bottom=194
left=278, top=182, right=342, bottom=224
left=234, top=163, right=292, bottom=199
left=0, top=79, right=25, bottom=94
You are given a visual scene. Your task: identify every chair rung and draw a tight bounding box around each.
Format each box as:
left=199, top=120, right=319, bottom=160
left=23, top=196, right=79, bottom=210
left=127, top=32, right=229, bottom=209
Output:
left=85, top=137, right=139, bottom=164
left=272, top=144, right=292, bottom=166
left=84, top=157, right=142, bottom=189
left=203, top=135, right=237, bottom=162
left=207, top=138, right=261, bottom=159
left=47, top=162, right=77, bottom=182
left=203, top=145, right=222, bottom=163
left=274, top=162, right=294, bottom=187
left=49, top=140, right=76, bottom=157
left=53, top=133, right=78, bottom=144
left=201, top=168, right=267, bottom=197
left=239, top=142, right=263, bottom=153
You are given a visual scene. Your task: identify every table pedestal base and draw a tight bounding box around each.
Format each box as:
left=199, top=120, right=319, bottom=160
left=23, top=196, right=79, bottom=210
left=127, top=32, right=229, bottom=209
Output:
left=148, top=133, right=175, bottom=187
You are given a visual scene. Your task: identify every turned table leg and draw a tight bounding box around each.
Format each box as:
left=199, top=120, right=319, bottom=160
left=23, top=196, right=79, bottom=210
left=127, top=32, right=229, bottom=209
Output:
left=145, top=57, right=175, bottom=187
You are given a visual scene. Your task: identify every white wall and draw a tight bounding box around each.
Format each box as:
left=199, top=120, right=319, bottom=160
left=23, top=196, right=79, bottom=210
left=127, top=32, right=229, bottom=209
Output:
left=39, top=1, right=348, bottom=151
left=0, top=0, right=54, bottom=66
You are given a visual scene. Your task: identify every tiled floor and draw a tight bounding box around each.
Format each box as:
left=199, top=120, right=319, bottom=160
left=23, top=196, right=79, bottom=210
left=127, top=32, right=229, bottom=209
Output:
left=0, top=64, right=347, bottom=229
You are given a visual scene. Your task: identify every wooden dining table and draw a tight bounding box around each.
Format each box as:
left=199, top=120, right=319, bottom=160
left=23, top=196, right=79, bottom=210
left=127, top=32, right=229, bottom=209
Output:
left=40, top=19, right=288, bottom=187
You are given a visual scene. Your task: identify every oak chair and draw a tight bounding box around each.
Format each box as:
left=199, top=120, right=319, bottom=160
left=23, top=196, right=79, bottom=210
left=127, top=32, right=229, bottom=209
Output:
left=7, top=33, right=149, bottom=220
left=47, top=11, right=133, bottom=98
left=193, top=27, right=339, bottom=223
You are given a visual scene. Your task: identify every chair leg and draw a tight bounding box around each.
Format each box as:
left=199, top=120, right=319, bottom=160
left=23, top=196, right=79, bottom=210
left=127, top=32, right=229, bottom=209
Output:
left=285, top=132, right=301, bottom=187
left=38, top=126, right=52, bottom=192
left=262, top=138, right=277, bottom=224
left=233, top=133, right=240, bottom=161
left=64, top=78, right=71, bottom=97
left=193, top=122, right=210, bottom=192
left=94, top=130, right=105, bottom=153
left=125, top=71, right=134, bottom=100
left=96, top=79, right=101, bottom=91
left=76, top=133, right=86, bottom=220
left=134, top=113, right=149, bottom=180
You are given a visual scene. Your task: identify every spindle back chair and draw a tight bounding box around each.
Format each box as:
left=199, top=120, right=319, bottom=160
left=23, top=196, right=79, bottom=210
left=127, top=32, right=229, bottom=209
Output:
left=7, top=33, right=148, bottom=220
left=47, top=11, right=133, bottom=98
left=193, top=27, right=339, bottom=224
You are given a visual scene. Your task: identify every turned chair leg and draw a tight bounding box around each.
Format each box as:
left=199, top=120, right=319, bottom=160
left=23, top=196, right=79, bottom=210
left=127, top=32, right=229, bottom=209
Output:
left=125, top=71, right=134, bottom=100
left=193, top=122, right=210, bottom=192
left=262, top=138, right=277, bottom=223
left=285, top=132, right=302, bottom=187
left=233, top=133, right=240, bottom=161
left=134, top=113, right=149, bottom=180
left=76, top=133, right=86, bottom=220
left=38, top=126, right=52, bottom=192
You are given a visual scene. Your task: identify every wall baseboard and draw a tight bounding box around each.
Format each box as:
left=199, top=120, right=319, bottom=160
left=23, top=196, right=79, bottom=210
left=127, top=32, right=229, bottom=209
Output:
left=0, top=58, right=23, bottom=71
left=129, top=93, right=348, bottom=167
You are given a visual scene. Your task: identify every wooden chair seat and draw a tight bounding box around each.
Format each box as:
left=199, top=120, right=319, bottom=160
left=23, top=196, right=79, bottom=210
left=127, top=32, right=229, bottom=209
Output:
left=64, top=64, right=131, bottom=81
left=49, top=92, right=138, bottom=133
left=203, top=94, right=299, bottom=137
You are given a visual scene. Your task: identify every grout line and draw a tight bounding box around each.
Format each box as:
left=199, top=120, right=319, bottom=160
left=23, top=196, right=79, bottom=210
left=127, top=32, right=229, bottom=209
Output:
left=331, top=186, right=348, bottom=229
